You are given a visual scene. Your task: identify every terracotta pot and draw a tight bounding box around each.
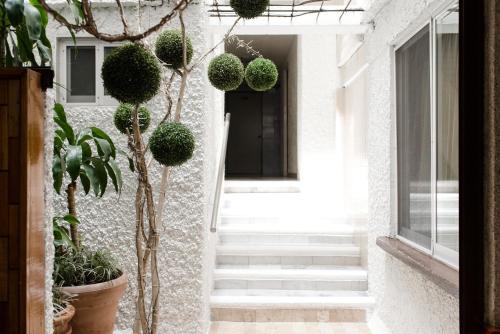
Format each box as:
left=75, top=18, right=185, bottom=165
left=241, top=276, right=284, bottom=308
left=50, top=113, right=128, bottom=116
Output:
left=61, top=273, right=128, bottom=334
left=54, top=304, right=76, bottom=334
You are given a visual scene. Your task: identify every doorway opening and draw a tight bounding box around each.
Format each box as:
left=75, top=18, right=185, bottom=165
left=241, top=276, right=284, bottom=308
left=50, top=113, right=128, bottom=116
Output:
left=225, top=35, right=297, bottom=179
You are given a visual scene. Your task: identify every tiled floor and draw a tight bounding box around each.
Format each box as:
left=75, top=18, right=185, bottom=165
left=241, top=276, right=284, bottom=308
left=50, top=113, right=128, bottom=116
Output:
left=209, top=322, right=371, bottom=334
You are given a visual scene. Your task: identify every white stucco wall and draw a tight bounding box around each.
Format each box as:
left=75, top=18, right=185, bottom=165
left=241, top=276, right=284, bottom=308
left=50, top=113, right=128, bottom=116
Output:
left=46, top=2, right=221, bottom=333
left=296, top=34, right=342, bottom=207
left=363, top=0, right=459, bottom=333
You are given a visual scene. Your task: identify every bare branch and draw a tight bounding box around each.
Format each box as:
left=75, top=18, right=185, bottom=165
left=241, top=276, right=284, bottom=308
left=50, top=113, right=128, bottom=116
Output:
left=115, top=0, right=130, bottom=35
left=189, top=17, right=241, bottom=71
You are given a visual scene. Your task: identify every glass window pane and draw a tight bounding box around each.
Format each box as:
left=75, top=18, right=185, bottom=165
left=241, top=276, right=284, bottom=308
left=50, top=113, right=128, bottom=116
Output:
left=67, top=46, right=96, bottom=103
left=396, top=25, right=432, bottom=249
left=104, top=47, right=117, bottom=96
left=436, top=8, right=459, bottom=253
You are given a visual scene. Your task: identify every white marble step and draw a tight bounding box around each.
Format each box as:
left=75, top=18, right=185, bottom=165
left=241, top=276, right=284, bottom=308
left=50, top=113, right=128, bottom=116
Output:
left=224, top=180, right=301, bottom=193
left=216, top=244, right=360, bottom=257
left=214, top=266, right=367, bottom=281
left=210, top=290, right=375, bottom=309
left=213, top=266, right=368, bottom=291
left=218, top=223, right=356, bottom=236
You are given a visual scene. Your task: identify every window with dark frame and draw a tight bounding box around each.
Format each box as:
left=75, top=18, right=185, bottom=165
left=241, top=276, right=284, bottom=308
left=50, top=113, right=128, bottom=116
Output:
left=395, top=3, right=459, bottom=268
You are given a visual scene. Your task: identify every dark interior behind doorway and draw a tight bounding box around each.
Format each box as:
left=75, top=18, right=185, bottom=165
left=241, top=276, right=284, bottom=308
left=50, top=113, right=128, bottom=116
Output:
left=225, top=81, right=283, bottom=178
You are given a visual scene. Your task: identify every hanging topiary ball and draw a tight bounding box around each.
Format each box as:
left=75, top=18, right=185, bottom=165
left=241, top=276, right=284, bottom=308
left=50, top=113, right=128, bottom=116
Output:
left=101, top=43, right=161, bottom=105
left=245, top=57, right=279, bottom=92
left=149, top=122, right=195, bottom=166
left=230, top=0, right=269, bottom=19
left=155, top=29, right=194, bottom=69
left=114, top=103, right=151, bottom=134
left=208, top=53, right=245, bottom=91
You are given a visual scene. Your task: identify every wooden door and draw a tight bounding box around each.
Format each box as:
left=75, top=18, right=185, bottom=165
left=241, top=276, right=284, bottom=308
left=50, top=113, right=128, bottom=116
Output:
left=0, top=69, right=45, bottom=333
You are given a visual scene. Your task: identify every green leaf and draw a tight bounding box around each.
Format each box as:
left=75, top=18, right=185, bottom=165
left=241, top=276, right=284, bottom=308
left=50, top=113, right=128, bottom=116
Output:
left=36, top=39, right=50, bottom=65
left=54, top=103, right=67, bottom=122
left=54, top=116, right=75, bottom=145
left=54, top=135, right=63, bottom=155
left=79, top=171, right=90, bottom=195
left=68, top=0, right=83, bottom=24
left=82, top=163, right=99, bottom=196
left=104, top=159, right=122, bottom=193
left=5, top=0, right=24, bottom=26
left=52, top=155, right=63, bottom=194
left=5, top=39, right=14, bottom=67
left=80, top=141, right=92, bottom=161
left=62, top=214, right=80, bottom=226
left=91, top=158, right=107, bottom=197
left=16, top=22, right=38, bottom=66
left=23, top=1, right=42, bottom=40
left=91, top=127, right=116, bottom=158
left=76, top=128, right=92, bottom=144
left=29, top=0, right=48, bottom=26
left=65, top=145, right=82, bottom=181
left=55, top=129, right=66, bottom=142
left=94, top=137, right=112, bottom=161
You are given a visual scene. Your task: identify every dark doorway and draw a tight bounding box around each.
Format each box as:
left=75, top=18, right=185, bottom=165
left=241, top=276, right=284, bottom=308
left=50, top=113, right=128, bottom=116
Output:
left=225, top=82, right=283, bottom=178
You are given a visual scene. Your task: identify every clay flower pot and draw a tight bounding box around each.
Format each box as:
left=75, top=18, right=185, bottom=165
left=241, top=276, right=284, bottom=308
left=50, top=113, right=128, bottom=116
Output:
left=54, top=304, right=76, bottom=334
left=61, top=273, right=128, bottom=334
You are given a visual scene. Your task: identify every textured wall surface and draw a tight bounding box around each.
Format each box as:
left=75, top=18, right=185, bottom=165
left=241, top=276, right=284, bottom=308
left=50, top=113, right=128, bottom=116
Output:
left=296, top=34, right=341, bottom=205
left=364, top=0, right=459, bottom=333
left=44, top=90, right=55, bottom=334
left=46, top=3, right=220, bottom=333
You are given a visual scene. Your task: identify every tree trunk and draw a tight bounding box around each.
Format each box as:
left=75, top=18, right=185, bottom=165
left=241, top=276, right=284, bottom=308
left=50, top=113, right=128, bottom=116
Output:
left=66, top=181, right=79, bottom=249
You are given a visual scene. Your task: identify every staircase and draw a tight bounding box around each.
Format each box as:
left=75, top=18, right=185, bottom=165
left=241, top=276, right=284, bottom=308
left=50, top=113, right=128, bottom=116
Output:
left=210, top=181, right=373, bottom=323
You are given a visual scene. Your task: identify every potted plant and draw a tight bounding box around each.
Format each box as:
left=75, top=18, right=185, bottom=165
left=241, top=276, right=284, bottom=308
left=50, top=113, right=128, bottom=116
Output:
left=52, top=103, right=127, bottom=334
left=52, top=286, right=75, bottom=334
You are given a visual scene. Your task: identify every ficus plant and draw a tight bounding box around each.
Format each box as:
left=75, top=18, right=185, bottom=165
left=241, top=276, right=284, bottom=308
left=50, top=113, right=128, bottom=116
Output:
left=52, top=103, right=123, bottom=250
left=0, top=0, right=52, bottom=67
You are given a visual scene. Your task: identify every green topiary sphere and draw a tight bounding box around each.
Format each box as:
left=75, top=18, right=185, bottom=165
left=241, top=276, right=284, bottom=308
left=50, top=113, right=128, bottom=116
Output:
left=114, top=103, right=151, bottom=134
left=208, top=53, right=245, bottom=91
left=149, top=122, right=195, bottom=166
left=245, top=57, right=279, bottom=91
left=101, top=44, right=161, bottom=104
left=230, top=0, right=269, bottom=19
left=155, top=30, right=194, bottom=69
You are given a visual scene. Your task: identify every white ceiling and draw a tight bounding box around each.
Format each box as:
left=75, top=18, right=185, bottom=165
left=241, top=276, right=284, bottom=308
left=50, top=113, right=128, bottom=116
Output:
left=225, top=35, right=297, bottom=67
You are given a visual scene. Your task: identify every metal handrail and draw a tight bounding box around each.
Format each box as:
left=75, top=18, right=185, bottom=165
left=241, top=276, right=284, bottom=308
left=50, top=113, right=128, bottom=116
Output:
left=210, top=113, right=231, bottom=233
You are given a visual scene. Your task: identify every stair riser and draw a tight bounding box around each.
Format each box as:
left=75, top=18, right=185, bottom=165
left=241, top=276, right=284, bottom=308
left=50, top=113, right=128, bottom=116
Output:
left=211, top=308, right=367, bottom=322
left=214, top=280, right=368, bottom=291
left=219, top=234, right=355, bottom=245
left=221, top=216, right=363, bottom=225
left=217, top=256, right=361, bottom=266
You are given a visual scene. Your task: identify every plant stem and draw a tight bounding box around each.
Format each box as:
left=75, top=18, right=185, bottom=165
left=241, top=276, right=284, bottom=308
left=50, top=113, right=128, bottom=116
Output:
left=66, top=182, right=80, bottom=249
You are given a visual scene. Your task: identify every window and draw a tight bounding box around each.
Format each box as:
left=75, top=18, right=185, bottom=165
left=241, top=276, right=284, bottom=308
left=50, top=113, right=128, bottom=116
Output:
left=59, top=39, right=122, bottom=105
left=395, top=3, right=459, bottom=268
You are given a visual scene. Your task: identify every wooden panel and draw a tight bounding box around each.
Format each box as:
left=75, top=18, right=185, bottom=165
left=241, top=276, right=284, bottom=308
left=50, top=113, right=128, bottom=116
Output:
left=0, top=106, right=7, bottom=170
left=0, top=69, right=45, bottom=333
left=0, top=81, right=7, bottom=105
left=8, top=205, right=19, bottom=270
left=0, top=172, right=7, bottom=236
left=8, top=80, right=20, bottom=138
left=8, top=270, right=19, bottom=334
left=0, top=238, right=7, bottom=301
left=8, top=138, right=19, bottom=204
left=24, top=70, right=45, bottom=334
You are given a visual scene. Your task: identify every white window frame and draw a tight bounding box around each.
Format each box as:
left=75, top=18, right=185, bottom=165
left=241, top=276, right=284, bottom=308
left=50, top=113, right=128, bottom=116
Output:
left=57, top=38, right=124, bottom=106
left=391, top=0, right=459, bottom=269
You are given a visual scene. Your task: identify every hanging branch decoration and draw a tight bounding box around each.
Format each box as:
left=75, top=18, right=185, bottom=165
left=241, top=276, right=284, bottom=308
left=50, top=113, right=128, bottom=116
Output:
left=41, top=0, right=279, bottom=333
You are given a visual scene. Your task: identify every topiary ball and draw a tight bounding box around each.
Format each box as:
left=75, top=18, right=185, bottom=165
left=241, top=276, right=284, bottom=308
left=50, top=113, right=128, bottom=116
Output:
left=245, top=57, right=279, bottom=91
left=149, top=122, right=195, bottom=166
left=230, top=0, right=269, bottom=19
left=101, top=44, right=161, bottom=105
left=114, top=103, right=151, bottom=134
left=208, top=53, right=245, bottom=91
left=155, top=30, right=194, bottom=69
